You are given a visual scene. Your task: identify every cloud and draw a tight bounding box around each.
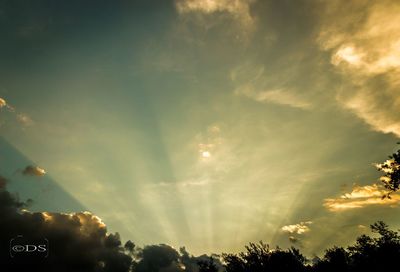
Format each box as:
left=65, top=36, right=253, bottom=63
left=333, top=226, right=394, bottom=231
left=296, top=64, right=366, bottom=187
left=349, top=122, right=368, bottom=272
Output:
left=197, top=125, right=223, bottom=160
left=180, top=247, right=224, bottom=272
left=375, top=158, right=400, bottom=191
left=22, top=165, right=46, bottom=176
left=0, top=98, right=6, bottom=108
left=136, top=244, right=183, bottom=272
left=358, top=224, right=368, bottom=230
left=175, top=0, right=255, bottom=25
left=237, top=87, right=312, bottom=110
left=0, top=188, right=133, bottom=271
left=0, top=97, right=33, bottom=127
left=324, top=184, right=400, bottom=212
left=288, top=235, right=299, bottom=244
left=174, top=0, right=256, bottom=38
left=0, top=97, right=15, bottom=112
left=17, top=113, right=34, bottom=126
left=177, top=178, right=212, bottom=188
left=194, top=124, right=240, bottom=173
left=375, top=159, right=399, bottom=174
left=0, top=182, right=224, bottom=271
left=232, top=64, right=312, bottom=110
left=281, top=221, right=312, bottom=235
left=0, top=176, right=7, bottom=189
left=317, top=0, right=400, bottom=137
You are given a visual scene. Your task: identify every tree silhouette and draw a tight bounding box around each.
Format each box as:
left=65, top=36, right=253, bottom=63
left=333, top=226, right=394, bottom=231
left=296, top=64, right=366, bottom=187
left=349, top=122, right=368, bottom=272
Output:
left=313, top=247, right=350, bottom=272
left=221, top=221, right=400, bottom=272
left=376, top=143, right=400, bottom=195
left=197, top=257, right=218, bottom=272
left=222, top=242, right=308, bottom=272
left=345, top=221, right=400, bottom=272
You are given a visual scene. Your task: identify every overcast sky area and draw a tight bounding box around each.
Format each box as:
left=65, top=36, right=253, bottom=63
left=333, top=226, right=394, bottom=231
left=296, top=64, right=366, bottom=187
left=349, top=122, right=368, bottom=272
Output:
left=1, top=0, right=400, bottom=257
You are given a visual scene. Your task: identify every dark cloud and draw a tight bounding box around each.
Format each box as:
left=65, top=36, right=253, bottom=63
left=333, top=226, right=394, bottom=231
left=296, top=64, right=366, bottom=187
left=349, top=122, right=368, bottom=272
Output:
left=21, top=165, right=46, bottom=176
left=0, top=176, right=8, bottom=189
left=180, top=248, right=224, bottom=272
left=0, top=184, right=224, bottom=272
left=124, top=240, right=135, bottom=254
left=134, top=245, right=224, bottom=272
left=288, top=235, right=305, bottom=249
left=289, top=236, right=299, bottom=244
left=136, top=244, right=183, bottom=272
left=0, top=187, right=132, bottom=272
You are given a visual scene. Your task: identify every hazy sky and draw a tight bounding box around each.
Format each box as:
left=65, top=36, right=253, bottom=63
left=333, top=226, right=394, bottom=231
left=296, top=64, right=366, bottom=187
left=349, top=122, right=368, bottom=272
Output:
left=1, top=0, right=400, bottom=256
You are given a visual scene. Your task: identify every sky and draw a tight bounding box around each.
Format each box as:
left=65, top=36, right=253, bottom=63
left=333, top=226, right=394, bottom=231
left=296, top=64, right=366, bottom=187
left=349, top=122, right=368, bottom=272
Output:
left=1, top=0, right=400, bottom=257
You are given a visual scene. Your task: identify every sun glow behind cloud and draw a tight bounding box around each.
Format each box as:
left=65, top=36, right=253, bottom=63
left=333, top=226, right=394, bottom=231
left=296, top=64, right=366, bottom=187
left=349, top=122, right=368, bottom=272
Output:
left=201, top=151, right=211, bottom=158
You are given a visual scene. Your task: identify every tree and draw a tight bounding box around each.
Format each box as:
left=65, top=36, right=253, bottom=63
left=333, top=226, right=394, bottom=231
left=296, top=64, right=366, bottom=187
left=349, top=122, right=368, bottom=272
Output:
left=376, top=143, right=400, bottom=195
left=345, top=221, right=400, bottom=272
left=222, top=242, right=308, bottom=272
left=313, top=247, right=349, bottom=272
left=197, top=257, right=218, bottom=272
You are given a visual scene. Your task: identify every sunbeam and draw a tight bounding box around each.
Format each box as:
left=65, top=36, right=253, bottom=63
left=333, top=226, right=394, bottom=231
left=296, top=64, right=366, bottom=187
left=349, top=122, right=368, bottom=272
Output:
left=1, top=1, right=400, bottom=267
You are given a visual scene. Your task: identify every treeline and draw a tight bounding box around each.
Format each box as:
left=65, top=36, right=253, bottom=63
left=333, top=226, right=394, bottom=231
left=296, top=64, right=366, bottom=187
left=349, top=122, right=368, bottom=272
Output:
left=219, top=221, right=400, bottom=272
left=121, top=221, right=400, bottom=272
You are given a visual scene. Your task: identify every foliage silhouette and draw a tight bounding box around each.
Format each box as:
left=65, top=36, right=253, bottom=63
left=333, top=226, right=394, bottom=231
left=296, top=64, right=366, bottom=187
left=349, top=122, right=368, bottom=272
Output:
left=197, top=257, right=218, bottom=272
left=377, top=143, right=400, bottom=195
left=313, top=247, right=350, bottom=272
left=222, top=242, right=308, bottom=272
left=221, top=222, right=400, bottom=272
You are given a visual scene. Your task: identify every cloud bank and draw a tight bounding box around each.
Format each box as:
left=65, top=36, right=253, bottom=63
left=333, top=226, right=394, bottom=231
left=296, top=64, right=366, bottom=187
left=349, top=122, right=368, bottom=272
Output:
left=0, top=176, right=7, bottom=189
left=0, top=183, right=223, bottom=271
left=0, top=187, right=132, bottom=271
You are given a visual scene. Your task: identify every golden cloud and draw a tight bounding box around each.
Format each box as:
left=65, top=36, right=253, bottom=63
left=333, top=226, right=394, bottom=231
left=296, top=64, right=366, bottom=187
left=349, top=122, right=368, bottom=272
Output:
left=22, top=165, right=46, bottom=176
left=375, top=159, right=400, bottom=174
left=0, top=98, right=6, bottom=108
left=281, top=221, right=312, bottom=234
left=0, top=97, right=14, bottom=112
left=39, top=211, right=106, bottom=235
left=324, top=184, right=400, bottom=212
left=317, top=0, right=400, bottom=137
